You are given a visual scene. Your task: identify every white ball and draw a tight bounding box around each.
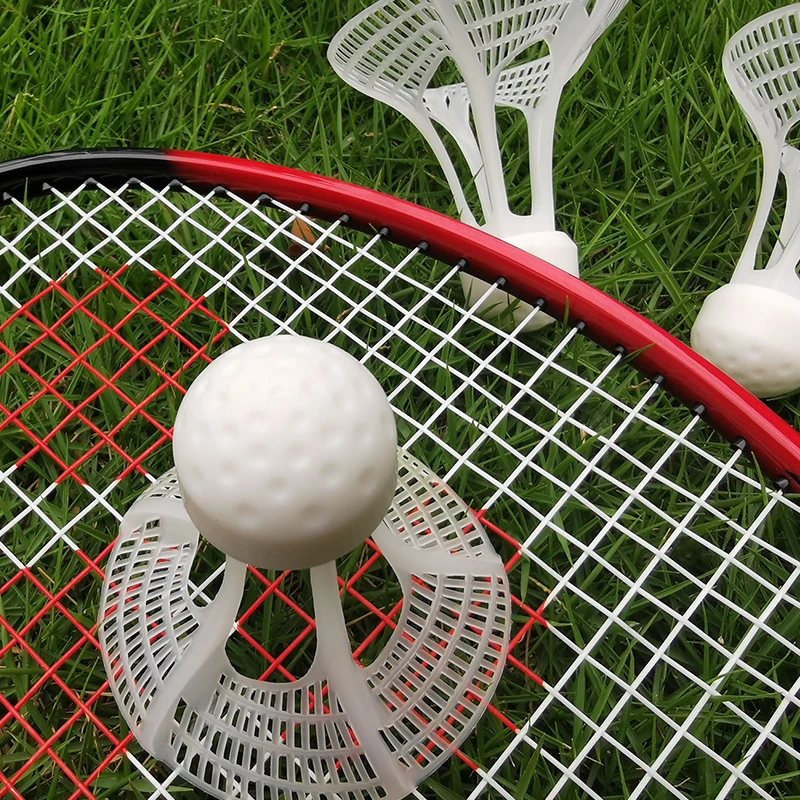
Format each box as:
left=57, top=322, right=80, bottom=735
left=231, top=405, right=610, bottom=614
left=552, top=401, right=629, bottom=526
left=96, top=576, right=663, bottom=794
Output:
left=172, top=336, right=397, bottom=569
left=691, top=283, right=800, bottom=398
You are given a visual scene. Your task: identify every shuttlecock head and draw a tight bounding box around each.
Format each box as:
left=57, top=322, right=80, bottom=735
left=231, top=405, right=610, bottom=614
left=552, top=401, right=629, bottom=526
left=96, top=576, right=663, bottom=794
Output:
left=460, top=231, right=578, bottom=333
left=691, top=283, right=800, bottom=398
left=172, top=336, right=398, bottom=569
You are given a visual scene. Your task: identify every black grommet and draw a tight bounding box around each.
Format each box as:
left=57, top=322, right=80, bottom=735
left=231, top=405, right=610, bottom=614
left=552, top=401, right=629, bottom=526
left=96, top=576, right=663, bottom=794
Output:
left=733, top=437, right=750, bottom=454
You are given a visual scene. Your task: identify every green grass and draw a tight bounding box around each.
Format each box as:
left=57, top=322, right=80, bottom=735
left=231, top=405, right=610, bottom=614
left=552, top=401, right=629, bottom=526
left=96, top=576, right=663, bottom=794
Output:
left=0, top=1, right=799, bottom=799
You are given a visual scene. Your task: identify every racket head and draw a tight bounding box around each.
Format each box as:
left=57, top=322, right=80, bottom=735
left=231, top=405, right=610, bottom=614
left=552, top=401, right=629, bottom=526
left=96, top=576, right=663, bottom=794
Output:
left=0, top=148, right=799, bottom=800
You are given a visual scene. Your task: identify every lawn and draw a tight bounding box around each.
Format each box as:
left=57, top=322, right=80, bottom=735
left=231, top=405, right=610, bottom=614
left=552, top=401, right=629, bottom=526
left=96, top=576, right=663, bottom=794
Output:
left=0, top=1, right=799, bottom=799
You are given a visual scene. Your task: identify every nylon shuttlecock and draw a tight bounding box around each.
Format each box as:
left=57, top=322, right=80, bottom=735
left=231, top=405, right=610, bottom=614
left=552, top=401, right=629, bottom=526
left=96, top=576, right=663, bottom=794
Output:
left=99, top=336, right=510, bottom=800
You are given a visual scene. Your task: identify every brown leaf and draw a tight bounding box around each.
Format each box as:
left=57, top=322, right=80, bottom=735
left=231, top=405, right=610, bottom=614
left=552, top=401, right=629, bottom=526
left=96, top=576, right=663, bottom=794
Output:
left=269, top=43, right=283, bottom=64
left=288, top=218, right=318, bottom=259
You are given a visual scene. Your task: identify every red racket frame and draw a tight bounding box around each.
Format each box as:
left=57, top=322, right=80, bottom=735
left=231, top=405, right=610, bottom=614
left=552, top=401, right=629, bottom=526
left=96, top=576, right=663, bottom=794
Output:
left=0, top=147, right=797, bottom=487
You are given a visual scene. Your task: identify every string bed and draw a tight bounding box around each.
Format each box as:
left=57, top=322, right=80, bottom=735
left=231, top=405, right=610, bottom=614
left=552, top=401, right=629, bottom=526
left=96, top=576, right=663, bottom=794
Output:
left=0, top=178, right=797, bottom=800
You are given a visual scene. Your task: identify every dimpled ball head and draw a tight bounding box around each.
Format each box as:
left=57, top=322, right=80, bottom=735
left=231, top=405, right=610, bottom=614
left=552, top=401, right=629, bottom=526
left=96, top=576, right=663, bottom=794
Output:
left=172, top=336, right=398, bottom=569
left=691, top=283, right=800, bottom=398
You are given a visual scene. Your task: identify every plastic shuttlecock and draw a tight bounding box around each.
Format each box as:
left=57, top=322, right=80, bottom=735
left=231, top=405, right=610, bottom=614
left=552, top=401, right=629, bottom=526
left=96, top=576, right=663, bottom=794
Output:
left=691, top=4, right=800, bottom=397
left=329, top=0, right=628, bottom=331
left=99, top=335, right=510, bottom=800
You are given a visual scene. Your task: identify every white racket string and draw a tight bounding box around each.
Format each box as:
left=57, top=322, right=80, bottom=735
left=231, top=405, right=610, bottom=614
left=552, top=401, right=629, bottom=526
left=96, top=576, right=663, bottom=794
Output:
left=0, top=179, right=797, bottom=800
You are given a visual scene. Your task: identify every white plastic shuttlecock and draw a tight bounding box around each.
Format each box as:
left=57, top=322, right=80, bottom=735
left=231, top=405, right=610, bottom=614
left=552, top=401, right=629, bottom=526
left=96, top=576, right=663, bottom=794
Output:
left=692, top=4, right=800, bottom=397
left=329, top=0, right=629, bottom=331
left=99, top=335, right=509, bottom=800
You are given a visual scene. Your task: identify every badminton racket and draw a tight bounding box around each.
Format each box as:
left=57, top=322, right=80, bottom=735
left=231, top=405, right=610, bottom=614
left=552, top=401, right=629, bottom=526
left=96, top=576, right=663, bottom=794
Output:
left=0, top=149, right=798, bottom=800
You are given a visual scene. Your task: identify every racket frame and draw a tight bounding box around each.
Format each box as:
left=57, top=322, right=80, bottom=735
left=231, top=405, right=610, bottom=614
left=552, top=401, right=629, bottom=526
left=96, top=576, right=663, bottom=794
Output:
left=1, top=147, right=798, bottom=487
